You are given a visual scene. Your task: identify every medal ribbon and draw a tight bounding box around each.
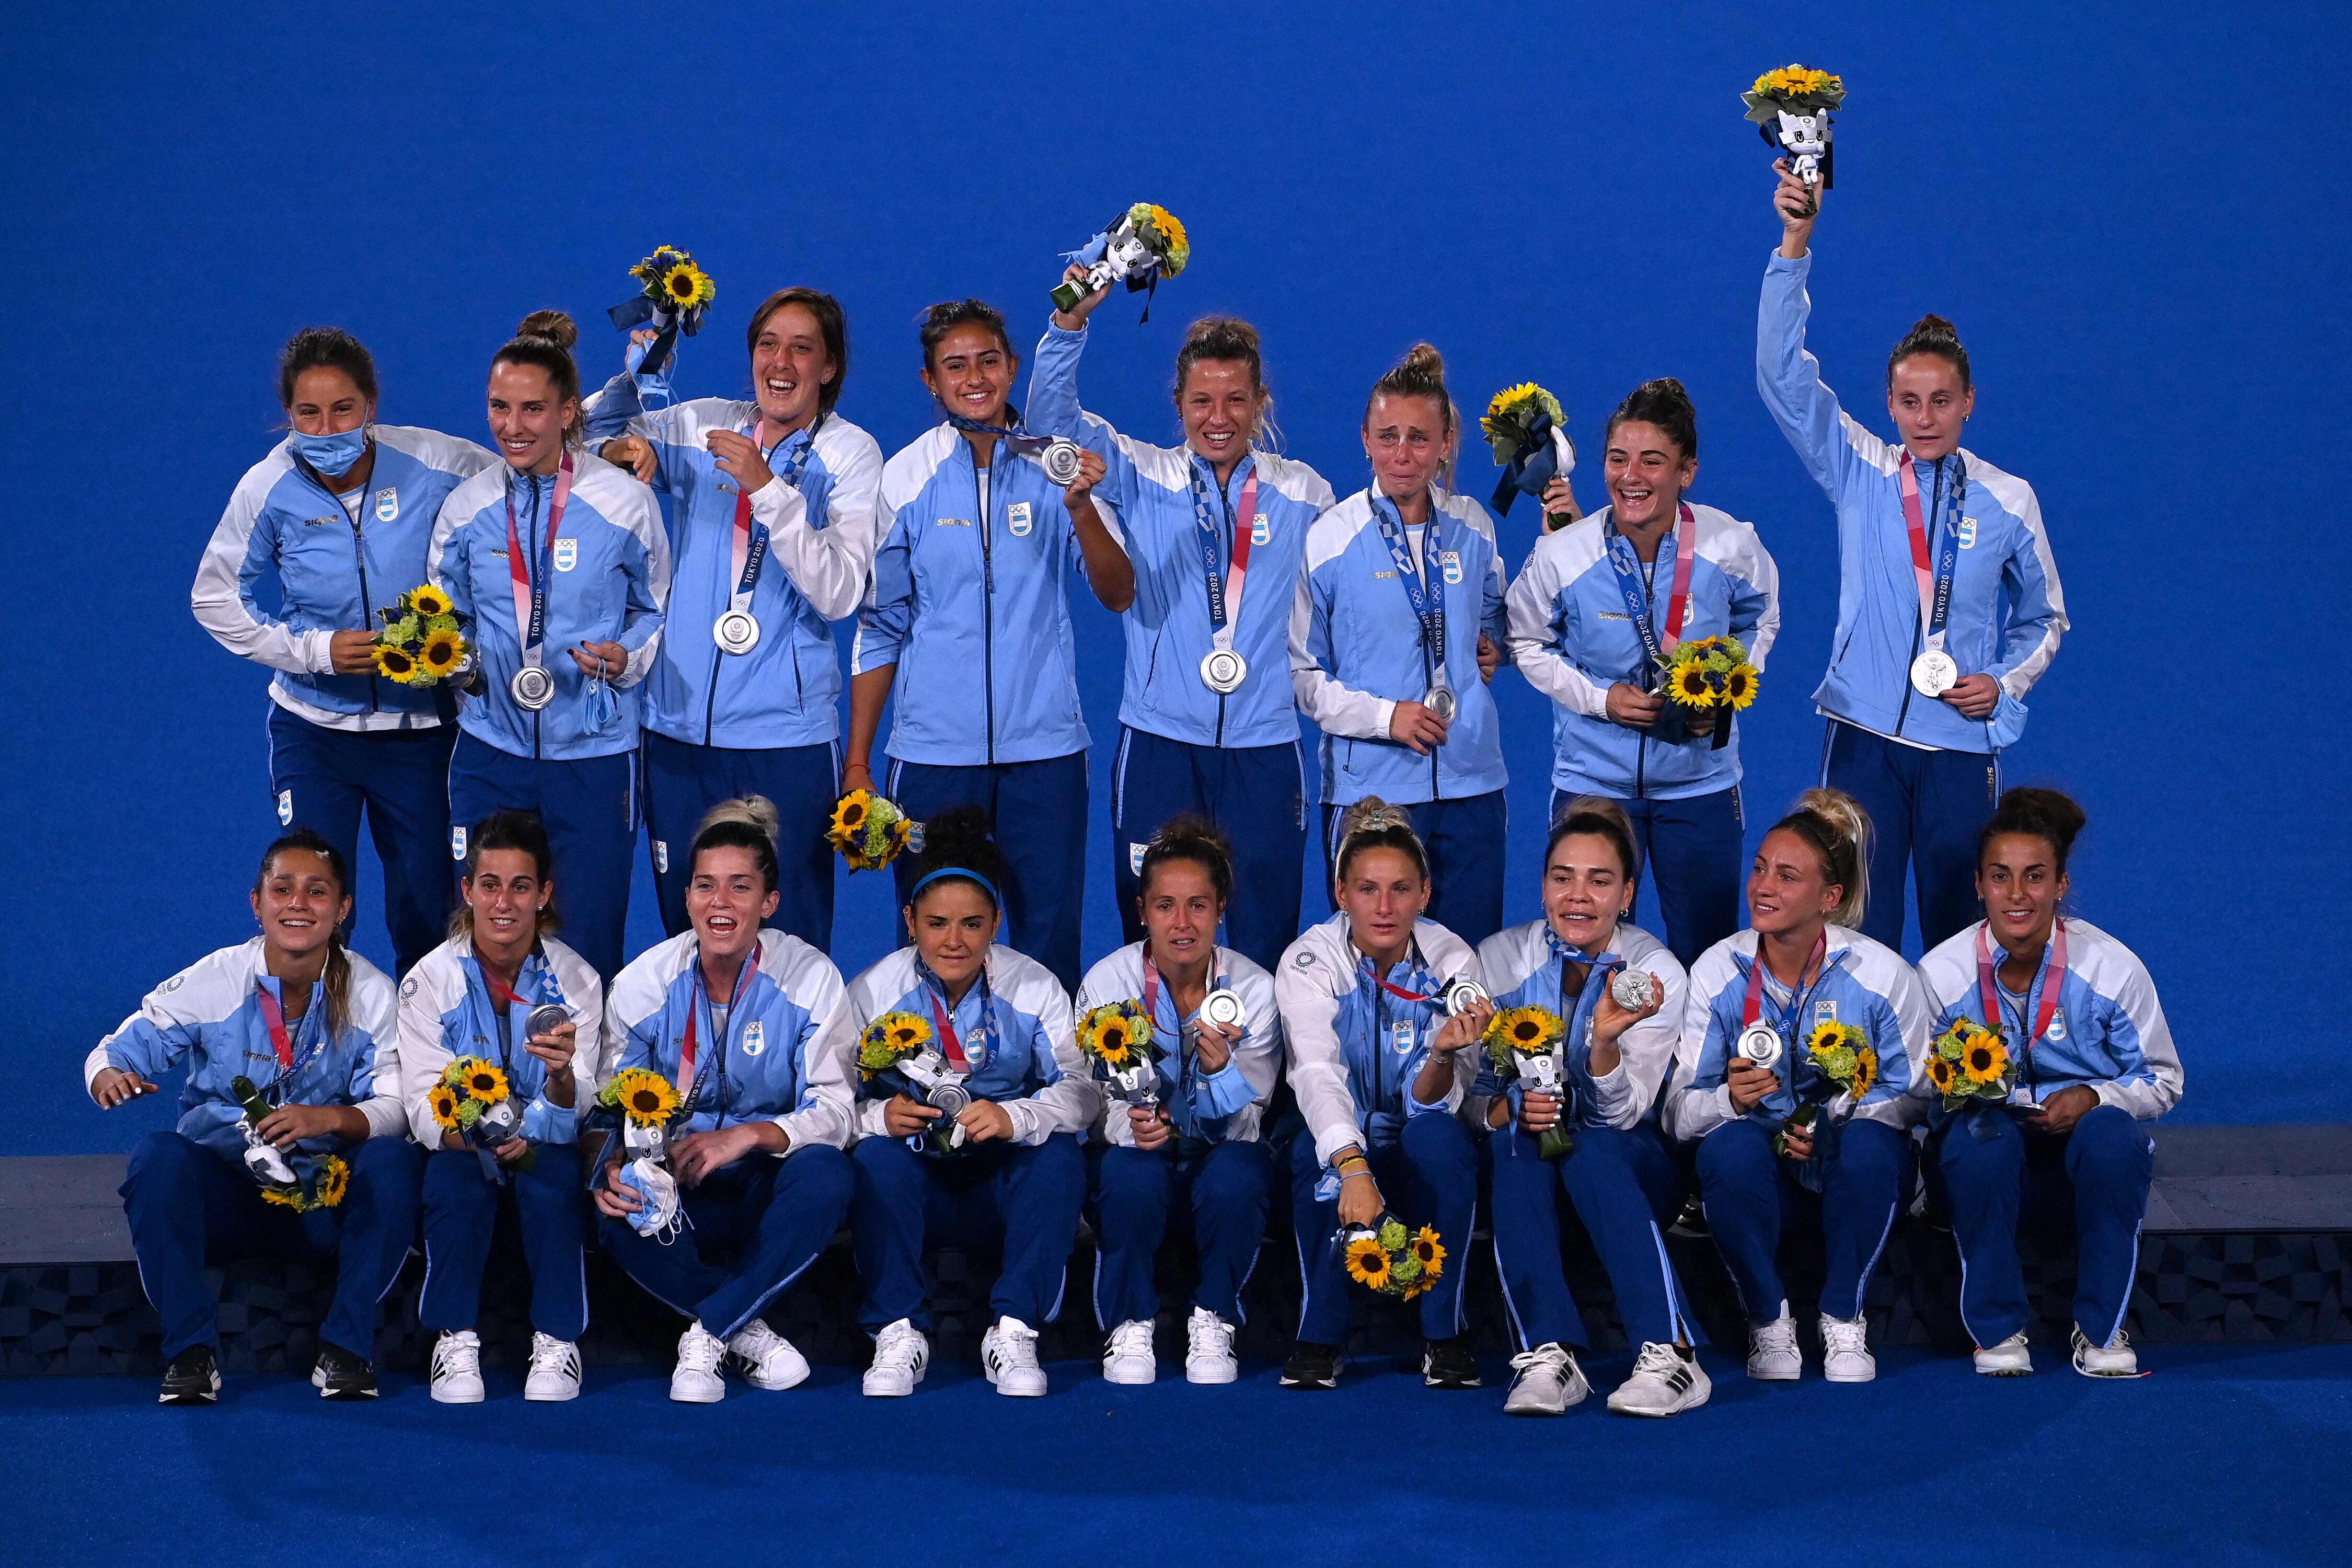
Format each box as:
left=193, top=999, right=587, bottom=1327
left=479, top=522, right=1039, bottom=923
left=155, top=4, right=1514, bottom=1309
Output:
left=1740, top=931, right=1829, bottom=1089
left=679, top=955, right=748, bottom=1118
left=478, top=959, right=539, bottom=1070
left=1371, top=495, right=1447, bottom=691
left=1897, top=451, right=1965, bottom=653
left=253, top=975, right=328, bottom=1099
left=1976, top=918, right=2067, bottom=1087
left=1190, top=465, right=1260, bottom=654
left=1606, top=502, right=1699, bottom=676
left=926, top=988, right=973, bottom=1073
left=503, top=452, right=575, bottom=676
left=725, top=418, right=820, bottom=616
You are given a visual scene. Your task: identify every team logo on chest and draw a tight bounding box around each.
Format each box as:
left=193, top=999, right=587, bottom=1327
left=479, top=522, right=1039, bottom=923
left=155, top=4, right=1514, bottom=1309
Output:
left=450, top=826, right=468, bottom=859
left=554, top=537, right=578, bottom=572
left=653, top=840, right=668, bottom=873
left=1251, top=514, right=1271, bottom=547
left=2045, top=1010, right=2067, bottom=1042
left=1958, top=515, right=1978, bottom=549
left=1391, top=1017, right=1416, bottom=1054
left=1007, top=502, right=1034, bottom=538
left=374, top=487, right=399, bottom=523
left=1815, top=999, right=1838, bottom=1029
left=1440, top=550, right=1462, bottom=585
left=741, top=1020, right=766, bottom=1057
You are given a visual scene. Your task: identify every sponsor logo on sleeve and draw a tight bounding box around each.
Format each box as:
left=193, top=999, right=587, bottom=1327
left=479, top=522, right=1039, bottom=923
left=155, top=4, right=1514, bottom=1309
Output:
left=277, top=790, right=294, bottom=826
left=451, top=826, right=468, bottom=860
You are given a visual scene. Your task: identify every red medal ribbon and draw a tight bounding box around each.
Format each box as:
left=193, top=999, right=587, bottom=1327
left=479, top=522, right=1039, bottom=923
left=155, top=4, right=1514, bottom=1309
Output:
left=1743, top=930, right=1828, bottom=1029
left=1976, top=918, right=2068, bottom=1070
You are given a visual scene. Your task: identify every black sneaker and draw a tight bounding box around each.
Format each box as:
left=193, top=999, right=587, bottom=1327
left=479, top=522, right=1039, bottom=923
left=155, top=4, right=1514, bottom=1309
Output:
left=158, top=1345, right=220, bottom=1406
left=1422, top=1337, right=1482, bottom=1389
left=312, top=1343, right=378, bottom=1401
left=1279, top=1341, right=1344, bottom=1390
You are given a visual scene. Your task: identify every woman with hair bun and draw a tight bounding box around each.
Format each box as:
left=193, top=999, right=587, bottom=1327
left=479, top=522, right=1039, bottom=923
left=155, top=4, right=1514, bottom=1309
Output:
left=847, top=299, right=1132, bottom=989
left=1507, top=377, right=1780, bottom=968
left=1027, top=279, right=1336, bottom=972
left=192, top=327, right=497, bottom=977
left=1071, top=814, right=1281, bottom=1387
left=1917, top=787, right=2180, bottom=1378
left=399, top=809, right=602, bottom=1403
left=597, top=794, right=856, bottom=1404
left=1758, top=162, right=2068, bottom=953
left=582, top=288, right=885, bottom=951
left=1275, top=798, right=1491, bottom=1392
left=821, top=805, right=1097, bottom=1399
left=1666, top=788, right=1931, bottom=1387
left=428, top=311, right=671, bottom=979
left=1293, top=345, right=1512, bottom=946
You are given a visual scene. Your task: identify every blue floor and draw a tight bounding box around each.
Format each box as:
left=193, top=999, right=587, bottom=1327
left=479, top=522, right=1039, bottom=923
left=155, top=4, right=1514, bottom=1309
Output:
left=4, top=1343, right=2344, bottom=1565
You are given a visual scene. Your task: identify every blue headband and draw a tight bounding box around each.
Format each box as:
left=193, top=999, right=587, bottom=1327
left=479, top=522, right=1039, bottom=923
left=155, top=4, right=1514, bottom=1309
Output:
left=908, top=867, right=1002, bottom=909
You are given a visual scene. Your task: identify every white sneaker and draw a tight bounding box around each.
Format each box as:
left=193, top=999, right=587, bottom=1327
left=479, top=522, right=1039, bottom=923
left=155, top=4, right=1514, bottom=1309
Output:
left=429, top=1330, right=484, bottom=1404
left=1102, top=1319, right=1156, bottom=1385
left=863, top=1318, right=930, bottom=1398
left=1746, top=1304, right=1802, bottom=1381
left=1608, top=1342, right=1712, bottom=1417
left=727, top=1320, right=811, bottom=1391
left=670, top=1322, right=727, bottom=1404
left=1184, top=1307, right=1238, bottom=1386
left=982, top=1316, right=1048, bottom=1397
left=1502, top=1342, right=1588, bottom=1416
left=2071, top=1326, right=2140, bottom=1378
left=1974, top=1331, right=2033, bottom=1377
left=1820, top=1313, right=1876, bottom=1383
left=523, top=1332, right=581, bottom=1402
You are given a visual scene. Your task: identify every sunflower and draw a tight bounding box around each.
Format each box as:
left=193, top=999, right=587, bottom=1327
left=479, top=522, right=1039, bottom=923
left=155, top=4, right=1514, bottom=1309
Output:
left=1851, top=1044, right=1879, bottom=1100
left=312, top=1155, right=349, bottom=1209
left=1669, top=662, right=1717, bottom=708
left=1138, top=204, right=1190, bottom=276
left=260, top=1184, right=305, bottom=1210
left=605, top=1067, right=681, bottom=1128
left=419, top=629, right=464, bottom=679
left=1344, top=1235, right=1392, bottom=1292
left=1719, top=664, right=1759, bottom=711
left=1080, top=1003, right=1150, bottom=1069
left=858, top=1012, right=931, bottom=1079
left=1963, top=1036, right=2008, bottom=1086
left=427, top=1083, right=462, bottom=1129
left=661, top=260, right=716, bottom=311
left=406, top=584, right=453, bottom=618
left=1497, top=1007, right=1555, bottom=1052
left=373, top=642, right=414, bottom=680
left=831, top=790, right=872, bottom=840
left=464, top=1062, right=510, bottom=1103
left=1807, top=1021, right=1845, bottom=1056
left=1927, top=1054, right=1956, bottom=1093
left=1412, top=1225, right=1446, bottom=1278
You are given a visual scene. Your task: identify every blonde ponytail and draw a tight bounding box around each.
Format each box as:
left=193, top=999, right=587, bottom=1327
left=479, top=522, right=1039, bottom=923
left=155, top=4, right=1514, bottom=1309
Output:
left=1781, top=787, right=1872, bottom=928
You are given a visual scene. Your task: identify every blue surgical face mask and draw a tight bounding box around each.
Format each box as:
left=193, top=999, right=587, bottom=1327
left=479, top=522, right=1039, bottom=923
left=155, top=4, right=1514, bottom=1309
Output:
left=291, top=424, right=371, bottom=477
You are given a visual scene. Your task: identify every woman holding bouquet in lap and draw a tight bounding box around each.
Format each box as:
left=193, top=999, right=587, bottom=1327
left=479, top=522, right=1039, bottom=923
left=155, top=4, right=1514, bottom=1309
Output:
left=1506, top=378, right=1780, bottom=968
left=1475, top=798, right=1703, bottom=1417
left=1072, top=815, right=1281, bottom=1386
left=86, top=831, right=421, bottom=1404
left=1917, top=788, right=2180, bottom=1378
left=1025, top=272, right=1335, bottom=973
left=1665, top=789, right=1929, bottom=1386
left=399, top=810, right=602, bottom=1403
left=820, top=808, right=1097, bottom=1398
left=1292, top=344, right=1511, bottom=947
left=583, top=288, right=884, bottom=951
left=845, top=299, right=1133, bottom=990
left=1758, top=160, right=2067, bottom=953
left=597, top=797, right=855, bottom=1404
left=1276, top=799, right=1491, bottom=1391
left=193, top=328, right=497, bottom=976
left=428, top=311, right=670, bottom=981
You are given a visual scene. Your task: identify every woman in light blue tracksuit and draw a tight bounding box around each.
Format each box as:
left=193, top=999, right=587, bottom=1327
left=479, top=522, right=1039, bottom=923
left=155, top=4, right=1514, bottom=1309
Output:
left=1507, top=378, right=1780, bottom=969
left=1026, top=281, right=1335, bottom=974
left=584, top=287, right=885, bottom=951
left=1292, top=344, right=1511, bottom=947
left=429, top=311, right=670, bottom=981
left=1918, top=788, right=2181, bottom=1379
left=845, top=298, right=1135, bottom=990
left=193, top=328, right=497, bottom=976
left=1757, top=160, right=2067, bottom=954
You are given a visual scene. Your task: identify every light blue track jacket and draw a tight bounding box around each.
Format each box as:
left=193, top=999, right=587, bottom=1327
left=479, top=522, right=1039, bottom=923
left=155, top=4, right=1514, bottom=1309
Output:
left=1757, top=250, right=2067, bottom=753
left=1917, top=917, right=2182, bottom=1120
left=193, top=427, right=497, bottom=732
left=396, top=933, right=605, bottom=1147
left=1291, top=485, right=1509, bottom=805
left=1071, top=942, right=1282, bottom=1145
left=855, top=425, right=1124, bottom=767
left=1024, top=322, right=1335, bottom=749
left=428, top=451, right=670, bottom=762
left=1507, top=503, right=1780, bottom=800
left=602, top=928, right=852, bottom=1154
left=84, top=938, right=406, bottom=1159
left=583, top=379, right=884, bottom=749
left=1471, top=919, right=1688, bottom=1131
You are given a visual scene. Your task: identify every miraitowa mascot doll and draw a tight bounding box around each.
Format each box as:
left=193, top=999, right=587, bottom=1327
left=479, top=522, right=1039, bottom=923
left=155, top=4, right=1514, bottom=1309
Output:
left=1742, top=64, right=1843, bottom=209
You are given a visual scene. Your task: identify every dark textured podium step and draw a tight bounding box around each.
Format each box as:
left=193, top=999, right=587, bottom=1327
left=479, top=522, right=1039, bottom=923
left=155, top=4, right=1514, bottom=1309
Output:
left=6, top=1127, right=2349, bottom=1376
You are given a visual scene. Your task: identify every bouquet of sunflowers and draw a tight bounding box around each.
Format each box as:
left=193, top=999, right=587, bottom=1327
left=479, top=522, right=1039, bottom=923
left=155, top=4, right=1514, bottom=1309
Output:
left=372, top=584, right=469, bottom=687
left=857, top=1011, right=935, bottom=1085
left=1483, top=1005, right=1575, bottom=1159
left=829, top=789, right=921, bottom=873
left=1051, top=202, right=1190, bottom=320
left=591, top=1067, right=686, bottom=1238
left=1659, top=634, right=1761, bottom=750
left=429, top=1055, right=535, bottom=1177
left=1743, top=64, right=1843, bottom=200
left=607, top=244, right=716, bottom=387
left=1926, top=1018, right=2016, bottom=1113
left=1775, top=1021, right=1878, bottom=1183
left=859, top=1011, right=970, bottom=1155
left=1078, top=999, right=1163, bottom=1113
left=1341, top=1212, right=1447, bottom=1302
left=228, top=1075, right=350, bottom=1212
left=1480, top=383, right=1577, bottom=528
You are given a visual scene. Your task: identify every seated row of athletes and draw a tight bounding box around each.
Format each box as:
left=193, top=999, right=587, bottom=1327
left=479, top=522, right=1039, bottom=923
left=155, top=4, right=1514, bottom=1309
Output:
left=89, top=776, right=2180, bottom=1416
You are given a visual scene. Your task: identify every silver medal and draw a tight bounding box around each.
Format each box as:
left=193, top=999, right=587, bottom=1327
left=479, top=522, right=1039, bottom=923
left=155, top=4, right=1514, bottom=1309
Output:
left=1909, top=648, right=1959, bottom=697
left=1441, top=976, right=1489, bottom=1017
left=1610, top=969, right=1657, bottom=1011
left=1425, top=685, right=1458, bottom=723
left=1736, top=1022, right=1784, bottom=1070
left=1200, top=648, right=1248, bottom=695
left=524, top=1003, right=570, bottom=1041
left=509, top=664, right=555, bottom=711
left=713, top=608, right=763, bottom=656
left=1039, top=437, right=1085, bottom=488
left=1200, top=987, right=1248, bottom=1032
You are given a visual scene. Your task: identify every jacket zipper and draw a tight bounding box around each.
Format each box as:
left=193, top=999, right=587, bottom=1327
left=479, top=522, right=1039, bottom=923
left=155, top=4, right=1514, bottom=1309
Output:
left=529, top=478, right=544, bottom=762
left=333, top=484, right=382, bottom=714
left=978, top=454, right=997, bottom=766
left=1213, top=477, right=1234, bottom=747
left=1890, top=458, right=1944, bottom=741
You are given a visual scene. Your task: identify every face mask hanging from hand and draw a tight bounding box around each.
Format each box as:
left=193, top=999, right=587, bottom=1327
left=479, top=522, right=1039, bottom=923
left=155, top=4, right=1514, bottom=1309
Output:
left=292, top=425, right=371, bottom=478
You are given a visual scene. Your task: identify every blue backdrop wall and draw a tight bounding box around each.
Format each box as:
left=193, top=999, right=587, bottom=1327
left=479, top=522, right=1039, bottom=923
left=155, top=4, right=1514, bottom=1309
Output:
left=7, top=1, right=2345, bottom=1147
